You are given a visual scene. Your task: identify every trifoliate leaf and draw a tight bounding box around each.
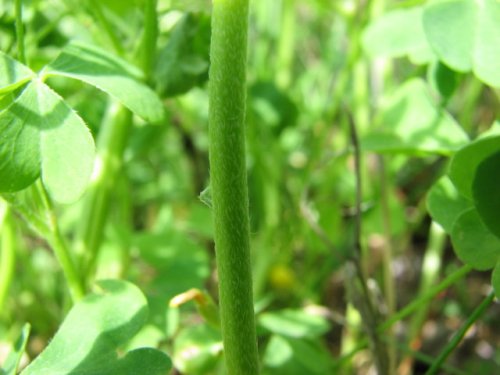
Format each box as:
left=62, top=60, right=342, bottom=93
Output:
left=0, top=80, right=95, bottom=203
left=44, top=42, right=164, bottom=122
left=423, top=0, right=500, bottom=87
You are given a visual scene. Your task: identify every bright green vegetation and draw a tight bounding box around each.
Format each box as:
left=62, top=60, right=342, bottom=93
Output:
left=208, top=0, right=259, bottom=374
left=0, top=0, right=499, bottom=374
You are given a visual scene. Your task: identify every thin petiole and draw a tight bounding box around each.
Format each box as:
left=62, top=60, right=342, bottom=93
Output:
left=425, top=291, right=496, bottom=375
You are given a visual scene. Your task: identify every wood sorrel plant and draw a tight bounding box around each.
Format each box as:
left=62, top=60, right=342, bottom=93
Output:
left=208, top=0, right=260, bottom=374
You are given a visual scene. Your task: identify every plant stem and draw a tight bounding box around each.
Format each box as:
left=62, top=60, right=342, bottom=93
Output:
left=425, top=291, right=495, bottom=375
left=137, top=0, right=158, bottom=79
left=400, top=221, right=446, bottom=373
left=0, top=203, right=16, bottom=317
left=379, top=264, right=472, bottom=332
left=87, top=0, right=125, bottom=56
left=347, top=112, right=390, bottom=375
left=15, top=0, right=26, bottom=64
left=2, top=192, right=84, bottom=302
left=36, top=183, right=85, bottom=302
left=208, top=1, right=259, bottom=374
left=76, top=103, right=132, bottom=285
left=337, top=264, right=473, bottom=366
left=276, top=0, right=295, bottom=89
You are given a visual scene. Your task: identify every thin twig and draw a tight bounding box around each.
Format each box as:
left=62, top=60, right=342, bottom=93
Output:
left=345, top=109, right=390, bottom=374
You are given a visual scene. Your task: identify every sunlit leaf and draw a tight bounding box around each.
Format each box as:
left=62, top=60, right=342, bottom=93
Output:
left=362, top=6, right=434, bottom=64
left=0, top=51, right=35, bottom=95
left=0, top=324, right=30, bottom=375
left=44, top=42, right=164, bottom=122
left=0, top=80, right=95, bottom=203
left=21, top=280, right=171, bottom=375
left=361, top=79, right=468, bottom=155
left=423, top=0, right=500, bottom=87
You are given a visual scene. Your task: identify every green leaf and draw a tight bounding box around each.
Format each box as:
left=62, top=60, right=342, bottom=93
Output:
left=427, top=176, right=473, bottom=234
left=1, top=324, right=30, bottom=375
left=449, top=134, right=500, bottom=200
left=427, top=61, right=460, bottom=100
left=172, top=324, right=222, bottom=375
left=472, top=150, right=500, bottom=239
left=44, top=42, right=164, bottom=122
left=263, top=335, right=334, bottom=375
left=423, top=0, right=500, bottom=87
left=492, top=261, right=500, bottom=299
left=0, top=51, right=35, bottom=95
left=258, top=309, right=330, bottom=338
left=155, top=13, right=211, bottom=97
left=450, top=208, right=500, bottom=270
left=134, top=230, right=210, bottom=299
left=0, top=80, right=95, bottom=203
left=21, top=280, right=171, bottom=375
left=362, top=6, right=434, bottom=64
left=361, top=79, right=468, bottom=155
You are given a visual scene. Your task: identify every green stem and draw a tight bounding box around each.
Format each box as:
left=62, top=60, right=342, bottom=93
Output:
left=337, top=264, right=473, bottom=366
left=5, top=187, right=85, bottom=302
left=87, top=0, right=125, bottom=56
left=36, top=183, right=84, bottom=302
left=379, top=264, right=472, bottom=332
left=208, top=1, right=259, bottom=374
left=0, top=203, right=16, bottom=316
left=76, top=103, right=132, bottom=285
left=15, top=0, right=26, bottom=64
left=425, top=291, right=495, bottom=375
left=5, top=187, right=84, bottom=302
left=408, top=221, right=446, bottom=343
left=275, top=0, right=295, bottom=89
left=137, top=0, right=158, bottom=79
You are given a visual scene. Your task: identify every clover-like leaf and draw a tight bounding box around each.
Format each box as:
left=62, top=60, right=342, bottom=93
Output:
left=362, top=6, right=434, bottom=64
left=423, top=0, right=500, bottom=87
left=472, top=150, right=500, bottom=240
left=427, top=176, right=473, bottom=234
left=21, top=280, right=171, bottom=375
left=44, top=42, right=164, bottom=122
left=361, top=79, right=468, bottom=155
left=0, top=51, right=35, bottom=95
left=0, top=80, right=95, bottom=203
left=449, top=134, right=500, bottom=200
left=450, top=208, right=500, bottom=271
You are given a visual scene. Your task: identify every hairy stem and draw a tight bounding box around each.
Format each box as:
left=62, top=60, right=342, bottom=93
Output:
left=208, top=1, right=259, bottom=374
